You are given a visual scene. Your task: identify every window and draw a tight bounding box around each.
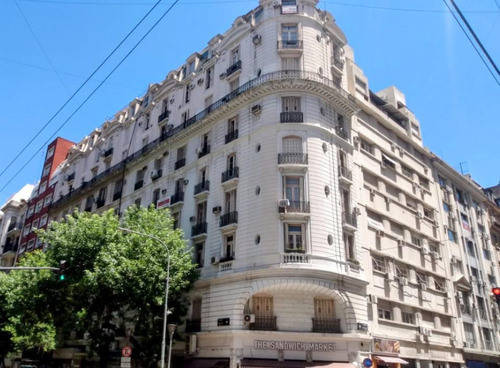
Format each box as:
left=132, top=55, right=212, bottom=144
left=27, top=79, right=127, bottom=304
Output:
left=434, top=278, right=445, bottom=292
left=443, top=202, right=450, bottom=213
left=206, top=66, right=214, bottom=89
left=191, top=298, right=202, bottom=324
left=344, top=232, right=355, bottom=261
left=196, top=201, right=207, bottom=224
left=281, top=57, right=300, bottom=70
left=467, top=241, right=475, bottom=257
left=416, top=272, right=427, bottom=286
left=381, top=155, right=396, bottom=170
left=429, top=243, right=440, bottom=255
left=448, top=229, right=457, bottom=242
left=284, top=176, right=304, bottom=205
left=423, top=207, right=433, bottom=219
left=39, top=181, right=47, bottom=193
left=39, top=214, right=48, bottom=228
left=402, top=312, right=414, bottom=324
left=395, top=263, right=408, bottom=279
left=282, top=96, right=301, bottom=112
left=463, top=323, right=475, bottom=345
left=226, top=116, right=238, bottom=143
left=23, top=225, right=31, bottom=236
left=134, top=197, right=142, bottom=207
left=360, top=139, right=374, bottom=154
left=314, top=298, right=334, bottom=319
left=42, top=194, right=52, bottom=208
left=411, top=233, right=422, bottom=247
left=35, top=201, right=43, bottom=213
left=227, top=153, right=237, bottom=175
left=27, top=206, right=34, bottom=217
left=225, top=189, right=237, bottom=213
left=284, top=223, right=305, bottom=252
left=281, top=24, right=298, bottom=47
left=152, top=188, right=160, bottom=207
left=32, top=219, right=39, bottom=231
left=461, top=213, right=470, bottom=231
left=194, top=242, right=204, bottom=268
left=27, top=239, right=35, bottom=251
left=185, top=85, right=191, bottom=103
left=402, top=165, right=413, bottom=179
left=372, top=256, right=386, bottom=273
left=113, top=179, right=123, bottom=200
left=188, top=60, right=195, bottom=74
left=46, top=146, right=55, bottom=159
left=252, top=295, right=274, bottom=318
left=231, top=47, right=240, bottom=64
left=135, top=168, right=146, bottom=189
left=378, top=308, right=392, bottom=320
left=483, top=248, right=491, bottom=260
left=438, top=176, right=447, bottom=188
left=42, top=164, right=51, bottom=177
left=456, top=189, right=465, bottom=204
left=223, top=234, right=235, bottom=261
left=172, top=211, right=180, bottom=230
left=418, top=176, right=430, bottom=190
left=229, top=77, right=239, bottom=92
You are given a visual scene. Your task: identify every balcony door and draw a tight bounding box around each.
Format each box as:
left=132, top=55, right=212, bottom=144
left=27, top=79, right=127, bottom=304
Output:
left=225, top=189, right=237, bottom=213
left=197, top=201, right=207, bottom=224
left=281, top=24, right=298, bottom=45
left=282, top=96, right=300, bottom=112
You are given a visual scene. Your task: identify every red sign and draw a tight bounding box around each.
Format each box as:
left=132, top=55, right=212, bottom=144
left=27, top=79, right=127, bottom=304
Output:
left=122, top=346, right=132, bottom=357
left=157, top=198, right=170, bottom=209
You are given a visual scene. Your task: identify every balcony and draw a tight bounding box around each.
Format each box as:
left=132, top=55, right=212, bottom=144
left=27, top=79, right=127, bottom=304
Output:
left=185, top=319, right=201, bottom=333
left=170, top=191, right=184, bottom=205
left=282, top=252, right=310, bottom=264
left=278, top=153, right=308, bottom=165
left=102, top=147, right=114, bottom=159
left=2, top=242, right=18, bottom=255
left=279, top=201, right=310, bottom=214
left=280, top=111, right=303, bottom=123
left=219, top=260, right=233, bottom=272
left=174, top=158, right=186, bottom=170
left=158, top=110, right=170, bottom=124
left=335, top=126, right=350, bottom=141
left=226, top=60, right=242, bottom=78
left=7, top=222, right=21, bottom=234
left=277, top=40, right=303, bottom=50
left=250, top=316, right=277, bottom=331
left=342, top=211, right=358, bottom=230
left=197, top=145, right=211, bottom=158
left=225, top=130, right=238, bottom=144
left=312, top=318, right=341, bottom=333
left=151, top=169, right=163, bottom=181
left=194, top=180, right=210, bottom=195
left=221, top=167, right=239, bottom=183
left=113, top=191, right=122, bottom=201
left=191, top=222, right=207, bottom=237
left=338, top=166, right=353, bottom=185
left=96, top=198, right=106, bottom=209
left=220, top=211, right=238, bottom=227
left=134, top=180, right=144, bottom=191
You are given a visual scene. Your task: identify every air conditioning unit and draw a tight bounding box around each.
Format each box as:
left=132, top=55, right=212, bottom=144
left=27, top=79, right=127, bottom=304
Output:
left=150, top=170, right=159, bottom=178
left=354, top=207, right=361, bottom=215
left=183, top=179, right=189, bottom=185
left=431, top=251, right=440, bottom=260
left=278, top=199, right=290, bottom=207
left=385, top=272, right=394, bottom=281
left=421, top=247, right=430, bottom=255
left=211, top=256, right=220, bottom=265
left=399, top=277, right=408, bottom=286
left=433, top=220, right=439, bottom=228
left=397, top=239, right=405, bottom=247
left=417, top=210, right=424, bottom=219
left=219, top=72, right=227, bottom=80
left=419, top=283, right=427, bottom=291
left=376, top=230, right=385, bottom=237
left=424, top=329, right=432, bottom=337
left=369, top=294, right=378, bottom=304
left=167, top=124, right=174, bottom=130
left=450, top=256, right=457, bottom=264
left=251, top=104, right=262, bottom=115
left=415, top=333, right=422, bottom=342
left=189, top=216, right=196, bottom=223
left=212, top=206, right=222, bottom=214
left=189, top=83, right=195, bottom=90
left=188, top=335, right=197, bottom=354
left=464, top=341, right=471, bottom=348
left=384, top=197, right=392, bottom=204
left=450, top=333, right=457, bottom=343
left=195, top=147, right=202, bottom=154
left=243, top=314, right=255, bottom=323
left=252, top=34, right=262, bottom=45
left=368, top=188, right=375, bottom=195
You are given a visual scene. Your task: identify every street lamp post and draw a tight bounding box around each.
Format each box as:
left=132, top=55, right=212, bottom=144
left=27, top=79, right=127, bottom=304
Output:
left=117, top=227, right=171, bottom=368
left=167, top=324, right=176, bottom=368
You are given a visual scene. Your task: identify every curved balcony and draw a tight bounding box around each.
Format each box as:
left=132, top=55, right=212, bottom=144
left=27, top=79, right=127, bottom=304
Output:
left=278, top=153, right=308, bottom=165
left=280, top=111, right=303, bottom=123
left=50, top=70, right=354, bottom=210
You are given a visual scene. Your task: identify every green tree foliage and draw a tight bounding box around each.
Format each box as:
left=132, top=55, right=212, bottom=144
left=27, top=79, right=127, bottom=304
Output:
left=2, top=206, right=197, bottom=366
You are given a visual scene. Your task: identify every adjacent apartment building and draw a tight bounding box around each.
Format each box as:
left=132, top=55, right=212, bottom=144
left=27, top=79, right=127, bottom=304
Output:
left=4, top=0, right=498, bottom=367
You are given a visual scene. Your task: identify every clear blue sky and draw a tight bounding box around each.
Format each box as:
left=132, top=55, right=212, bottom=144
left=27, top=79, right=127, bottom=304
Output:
left=0, top=0, right=499, bottom=205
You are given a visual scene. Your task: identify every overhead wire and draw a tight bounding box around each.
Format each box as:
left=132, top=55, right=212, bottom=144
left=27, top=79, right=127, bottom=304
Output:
left=0, top=0, right=180, bottom=193
left=0, top=0, right=166, bottom=181
left=442, top=0, right=500, bottom=86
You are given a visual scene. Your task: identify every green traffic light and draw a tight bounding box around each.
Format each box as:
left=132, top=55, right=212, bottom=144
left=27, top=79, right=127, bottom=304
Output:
left=59, top=274, right=66, bottom=281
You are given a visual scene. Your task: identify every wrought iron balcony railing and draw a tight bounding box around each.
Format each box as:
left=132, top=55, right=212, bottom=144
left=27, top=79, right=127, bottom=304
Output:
left=250, top=316, right=277, bottom=331
left=342, top=211, right=358, bottom=228
left=225, top=130, right=238, bottom=144
left=280, top=111, right=303, bottom=123
left=134, top=180, right=144, bottom=191
left=335, top=126, right=350, bottom=140
left=277, top=40, right=303, bottom=50
left=191, top=222, right=207, bottom=237
left=194, top=180, right=210, bottom=195
left=278, top=153, right=308, bottom=165
left=221, top=167, right=239, bottom=183
left=185, top=319, right=201, bottom=333
left=226, top=60, right=242, bottom=77
left=170, top=191, right=184, bottom=205
left=198, top=145, right=211, bottom=158
left=158, top=110, right=170, bottom=124
left=312, top=318, right=341, bottom=333
left=220, top=211, right=238, bottom=227
left=338, top=166, right=352, bottom=181
left=279, top=201, right=310, bottom=214
left=174, top=158, right=186, bottom=170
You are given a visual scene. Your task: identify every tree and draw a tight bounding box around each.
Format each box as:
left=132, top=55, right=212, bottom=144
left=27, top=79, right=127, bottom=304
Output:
left=3, top=206, right=197, bottom=367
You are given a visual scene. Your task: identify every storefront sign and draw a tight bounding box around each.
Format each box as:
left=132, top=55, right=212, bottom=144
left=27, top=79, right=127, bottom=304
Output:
left=373, top=339, right=400, bottom=353
left=254, top=340, right=335, bottom=352
left=157, top=198, right=170, bottom=209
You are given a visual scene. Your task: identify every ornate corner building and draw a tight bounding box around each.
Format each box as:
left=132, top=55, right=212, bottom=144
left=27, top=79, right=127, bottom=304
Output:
left=5, top=0, right=499, bottom=367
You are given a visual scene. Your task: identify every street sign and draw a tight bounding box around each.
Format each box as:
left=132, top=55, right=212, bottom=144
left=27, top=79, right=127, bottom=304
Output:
left=363, top=358, right=373, bottom=368
left=121, top=346, right=132, bottom=357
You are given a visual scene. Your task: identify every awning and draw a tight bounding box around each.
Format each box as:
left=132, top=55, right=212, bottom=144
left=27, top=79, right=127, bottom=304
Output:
left=375, top=356, right=409, bottom=365
left=241, top=359, right=354, bottom=368
left=367, top=218, right=385, bottom=232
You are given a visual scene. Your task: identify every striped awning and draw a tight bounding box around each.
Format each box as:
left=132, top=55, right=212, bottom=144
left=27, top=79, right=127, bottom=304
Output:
left=375, top=356, right=409, bottom=365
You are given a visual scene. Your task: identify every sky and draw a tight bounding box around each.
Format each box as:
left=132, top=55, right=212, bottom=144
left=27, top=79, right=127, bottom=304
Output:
left=0, top=0, right=499, bottom=205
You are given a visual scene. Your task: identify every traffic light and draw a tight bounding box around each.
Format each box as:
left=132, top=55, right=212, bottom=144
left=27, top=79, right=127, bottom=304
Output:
left=58, top=260, right=68, bottom=281
left=493, top=287, right=500, bottom=304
